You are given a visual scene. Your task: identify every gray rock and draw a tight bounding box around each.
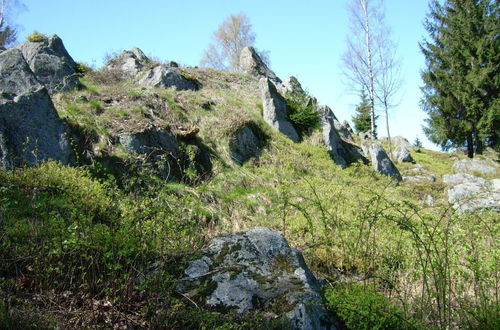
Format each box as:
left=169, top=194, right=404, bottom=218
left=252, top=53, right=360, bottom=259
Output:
left=138, top=65, right=198, bottom=90
left=402, top=174, right=436, bottom=182
left=393, top=145, right=414, bottom=163
left=0, top=48, right=74, bottom=169
left=336, top=120, right=355, bottom=142
left=361, top=141, right=402, bottom=181
left=391, top=136, right=414, bottom=163
left=240, top=47, right=281, bottom=85
left=119, top=126, right=180, bottom=156
left=14, top=34, right=79, bottom=93
left=103, top=47, right=149, bottom=79
left=319, top=105, right=366, bottom=168
left=282, top=76, right=304, bottom=94
left=444, top=173, right=499, bottom=212
left=392, top=136, right=412, bottom=149
left=179, top=227, right=338, bottom=329
left=359, top=131, right=371, bottom=140
left=259, top=77, right=299, bottom=142
left=443, top=173, right=489, bottom=186
left=229, top=123, right=267, bottom=164
left=452, top=158, right=497, bottom=175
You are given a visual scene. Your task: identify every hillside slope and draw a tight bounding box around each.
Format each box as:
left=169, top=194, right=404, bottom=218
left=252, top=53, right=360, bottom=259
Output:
left=0, top=36, right=498, bottom=329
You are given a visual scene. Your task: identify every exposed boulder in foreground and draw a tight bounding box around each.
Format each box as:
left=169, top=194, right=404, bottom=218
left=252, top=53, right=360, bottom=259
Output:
left=14, top=34, right=79, bottom=93
left=259, top=77, right=299, bottom=142
left=361, top=141, right=402, bottom=181
left=452, top=158, right=497, bottom=175
left=102, top=47, right=149, bottom=79
left=240, top=46, right=282, bottom=85
left=319, top=105, right=365, bottom=168
left=229, top=122, right=267, bottom=165
left=443, top=173, right=500, bottom=212
left=138, top=64, right=198, bottom=90
left=178, top=227, right=338, bottom=330
left=0, top=48, right=74, bottom=169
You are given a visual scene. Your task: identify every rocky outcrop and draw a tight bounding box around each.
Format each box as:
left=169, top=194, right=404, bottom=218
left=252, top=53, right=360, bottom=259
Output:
left=229, top=123, right=267, bottom=164
left=391, top=136, right=414, bottom=163
left=240, top=47, right=281, bottom=85
left=0, top=48, right=74, bottom=169
left=282, top=76, right=304, bottom=94
left=14, top=34, right=79, bottom=93
left=443, top=173, right=499, bottom=212
left=103, top=47, right=149, bottom=79
left=361, top=141, right=402, bottom=181
left=452, top=158, right=497, bottom=175
left=178, top=227, right=338, bottom=329
left=138, top=65, right=198, bottom=91
left=259, top=78, right=299, bottom=142
left=319, top=105, right=364, bottom=168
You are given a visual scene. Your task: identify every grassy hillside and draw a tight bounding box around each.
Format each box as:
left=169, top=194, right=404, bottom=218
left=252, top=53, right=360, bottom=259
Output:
left=0, top=67, right=498, bottom=329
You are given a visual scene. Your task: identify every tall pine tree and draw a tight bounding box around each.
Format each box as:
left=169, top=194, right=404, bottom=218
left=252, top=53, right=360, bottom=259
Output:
left=420, top=0, right=499, bottom=157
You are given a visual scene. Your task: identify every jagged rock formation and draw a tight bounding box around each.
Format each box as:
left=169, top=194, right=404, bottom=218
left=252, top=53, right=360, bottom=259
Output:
left=319, top=105, right=365, bottom=168
left=391, top=136, right=414, bottom=163
left=229, top=122, right=267, bottom=164
left=282, top=76, right=304, bottom=94
left=361, top=141, right=402, bottom=181
left=102, top=47, right=149, bottom=79
left=0, top=48, right=74, bottom=169
left=452, top=158, right=497, bottom=175
left=259, top=77, right=299, bottom=142
left=138, top=64, right=198, bottom=90
left=14, top=34, right=79, bottom=93
left=240, top=46, right=282, bottom=85
left=178, top=227, right=338, bottom=330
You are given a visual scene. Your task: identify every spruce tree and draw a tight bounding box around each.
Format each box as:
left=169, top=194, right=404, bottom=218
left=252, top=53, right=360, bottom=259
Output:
left=420, top=0, right=499, bottom=157
left=352, top=90, right=375, bottom=134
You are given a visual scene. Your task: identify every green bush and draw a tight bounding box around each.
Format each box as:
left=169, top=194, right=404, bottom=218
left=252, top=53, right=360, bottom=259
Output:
left=74, top=61, right=93, bottom=76
left=26, top=31, right=48, bottom=42
left=285, top=90, right=320, bottom=136
left=326, top=284, right=420, bottom=330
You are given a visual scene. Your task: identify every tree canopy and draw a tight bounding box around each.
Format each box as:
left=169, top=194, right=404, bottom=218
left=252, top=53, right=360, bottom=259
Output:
left=420, top=0, right=499, bottom=157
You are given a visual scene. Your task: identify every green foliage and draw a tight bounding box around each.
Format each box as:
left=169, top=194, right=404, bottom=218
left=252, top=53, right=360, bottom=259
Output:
left=414, top=136, right=423, bottom=148
left=352, top=90, right=375, bottom=134
left=326, top=284, right=419, bottom=330
left=74, top=61, right=93, bottom=77
left=285, top=90, right=321, bottom=137
left=420, top=0, right=499, bottom=156
left=26, top=30, right=48, bottom=42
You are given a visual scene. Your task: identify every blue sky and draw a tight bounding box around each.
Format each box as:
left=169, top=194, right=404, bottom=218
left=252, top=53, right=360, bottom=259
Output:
left=16, top=0, right=435, bottom=149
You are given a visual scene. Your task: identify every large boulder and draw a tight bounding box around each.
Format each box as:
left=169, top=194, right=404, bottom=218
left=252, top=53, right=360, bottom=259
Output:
left=14, top=34, right=79, bottom=93
left=178, top=227, right=338, bottom=329
left=361, top=141, right=402, bottom=181
left=452, top=158, right=497, bottom=175
left=319, top=105, right=364, bottom=168
left=391, top=136, right=414, bottom=163
left=443, top=173, right=499, bottom=212
left=240, top=46, right=281, bottom=85
left=0, top=48, right=74, bottom=169
left=229, top=123, right=267, bottom=165
left=259, top=78, right=299, bottom=142
left=137, top=65, right=198, bottom=90
left=102, top=47, right=149, bottom=79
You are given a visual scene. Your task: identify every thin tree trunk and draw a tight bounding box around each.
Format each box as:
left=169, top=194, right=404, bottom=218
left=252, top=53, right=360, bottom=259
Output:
left=384, top=100, right=392, bottom=158
left=361, top=0, right=376, bottom=139
left=473, top=128, right=483, bottom=155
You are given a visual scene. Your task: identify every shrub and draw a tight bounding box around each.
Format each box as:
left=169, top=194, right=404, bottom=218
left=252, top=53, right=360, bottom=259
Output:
left=26, top=31, right=48, bottom=42
left=326, top=284, right=420, bottom=330
left=285, top=90, right=320, bottom=136
left=74, top=61, right=93, bottom=76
